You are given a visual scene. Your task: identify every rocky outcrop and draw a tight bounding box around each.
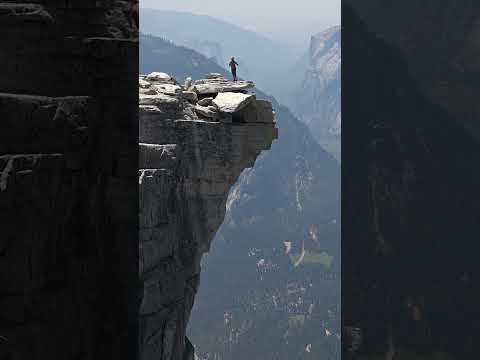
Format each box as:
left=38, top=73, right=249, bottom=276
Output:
left=0, top=1, right=138, bottom=359
left=138, top=73, right=277, bottom=360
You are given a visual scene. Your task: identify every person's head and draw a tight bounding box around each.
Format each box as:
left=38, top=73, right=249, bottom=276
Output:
left=230, top=56, right=235, bottom=61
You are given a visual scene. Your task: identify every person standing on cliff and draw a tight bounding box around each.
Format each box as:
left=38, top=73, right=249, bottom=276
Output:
left=229, top=57, right=239, bottom=81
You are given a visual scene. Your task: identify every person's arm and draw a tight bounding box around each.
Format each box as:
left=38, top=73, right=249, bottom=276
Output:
left=235, top=61, right=239, bottom=66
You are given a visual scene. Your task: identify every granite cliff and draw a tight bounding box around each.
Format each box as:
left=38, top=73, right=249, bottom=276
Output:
left=293, top=26, right=341, bottom=160
left=138, top=72, right=277, bottom=360
left=0, top=1, right=138, bottom=359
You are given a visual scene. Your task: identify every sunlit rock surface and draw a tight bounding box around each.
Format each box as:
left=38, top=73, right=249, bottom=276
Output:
left=139, top=72, right=278, bottom=360
left=293, top=26, right=341, bottom=160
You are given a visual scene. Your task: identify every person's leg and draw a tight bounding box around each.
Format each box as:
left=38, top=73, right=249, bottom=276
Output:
left=233, top=68, right=237, bottom=81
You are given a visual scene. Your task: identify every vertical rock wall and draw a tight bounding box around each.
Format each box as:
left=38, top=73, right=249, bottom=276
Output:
left=139, top=73, right=278, bottom=359
left=0, top=1, right=139, bottom=359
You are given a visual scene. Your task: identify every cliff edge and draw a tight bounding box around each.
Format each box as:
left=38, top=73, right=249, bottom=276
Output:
left=139, top=72, right=278, bottom=360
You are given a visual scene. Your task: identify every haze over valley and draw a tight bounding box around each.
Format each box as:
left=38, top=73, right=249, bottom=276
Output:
left=140, top=4, right=340, bottom=358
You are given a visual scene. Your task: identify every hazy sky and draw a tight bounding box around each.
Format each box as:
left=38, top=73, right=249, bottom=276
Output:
left=141, top=0, right=340, bottom=46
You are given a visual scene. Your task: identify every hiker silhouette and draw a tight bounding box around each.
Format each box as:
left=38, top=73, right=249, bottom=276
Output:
left=229, top=57, right=239, bottom=81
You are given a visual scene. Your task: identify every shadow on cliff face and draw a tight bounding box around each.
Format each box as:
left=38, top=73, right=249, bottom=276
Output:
left=0, top=2, right=139, bottom=360
left=140, top=33, right=340, bottom=359
left=346, top=0, right=480, bottom=141
left=342, top=3, right=480, bottom=358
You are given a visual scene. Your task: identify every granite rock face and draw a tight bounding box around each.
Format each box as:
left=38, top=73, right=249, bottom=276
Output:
left=0, top=1, right=138, bottom=359
left=138, top=73, right=277, bottom=360
left=293, top=26, right=341, bottom=160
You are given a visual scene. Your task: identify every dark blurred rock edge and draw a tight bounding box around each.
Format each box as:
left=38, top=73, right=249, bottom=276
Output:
left=0, top=1, right=139, bottom=359
left=342, top=2, right=480, bottom=359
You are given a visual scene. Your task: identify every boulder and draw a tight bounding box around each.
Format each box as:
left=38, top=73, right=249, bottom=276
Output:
left=182, top=91, right=198, bottom=103
left=139, top=78, right=151, bottom=88
left=213, top=92, right=255, bottom=113
left=194, top=105, right=219, bottom=119
left=197, top=97, right=213, bottom=106
left=183, top=104, right=199, bottom=120
left=153, top=84, right=182, bottom=96
left=139, top=93, right=179, bottom=107
left=146, top=72, right=173, bottom=83
left=139, top=87, right=157, bottom=95
left=187, top=85, right=198, bottom=93
left=193, top=79, right=254, bottom=95
left=184, top=77, right=193, bottom=89
left=205, top=73, right=224, bottom=79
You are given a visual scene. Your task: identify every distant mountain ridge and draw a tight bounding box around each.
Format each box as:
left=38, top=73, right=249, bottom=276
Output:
left=139, top=8, right=284, bottom=47
left=140, top=33, right=227, bottom=81
left=139, top=8, right=301, bottom=103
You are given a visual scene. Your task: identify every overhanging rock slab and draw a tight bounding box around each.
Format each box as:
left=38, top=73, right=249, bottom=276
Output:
left=213, top=92, right=255, bottom=113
